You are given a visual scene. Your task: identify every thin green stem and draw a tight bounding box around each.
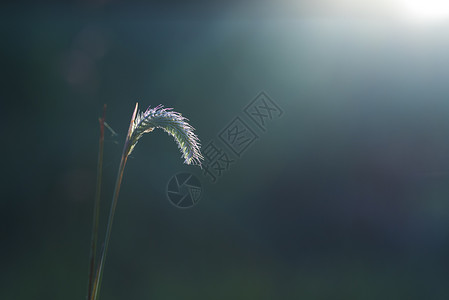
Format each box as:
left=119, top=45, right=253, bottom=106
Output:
left=87, top=104, right=106, bottom=300
left=91, top=153, right=128, bottom=300
left=90, top=103, right=139, bottom=300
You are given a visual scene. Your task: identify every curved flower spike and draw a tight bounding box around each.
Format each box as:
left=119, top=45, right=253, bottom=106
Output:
left=89, top=102, right=203, bottom=300
left=126, top=103, right=203, bottom=166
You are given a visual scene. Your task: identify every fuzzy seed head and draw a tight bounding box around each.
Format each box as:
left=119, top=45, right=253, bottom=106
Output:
left=127, top=104, right=203, bottom=166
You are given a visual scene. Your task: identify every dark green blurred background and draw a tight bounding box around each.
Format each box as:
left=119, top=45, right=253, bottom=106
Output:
left=2, top=1, right=449, bottom=299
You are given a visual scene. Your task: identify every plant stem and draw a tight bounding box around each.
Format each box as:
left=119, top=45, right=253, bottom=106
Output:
left=90, top=103, right=139, bottom=300
left=87, top=104, right=106, bottom=300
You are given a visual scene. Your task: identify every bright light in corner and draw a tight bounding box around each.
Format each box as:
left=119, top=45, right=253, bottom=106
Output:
left=399, top=0, right=449, bottom=23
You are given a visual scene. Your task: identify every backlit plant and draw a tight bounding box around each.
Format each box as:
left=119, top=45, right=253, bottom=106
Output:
left=87, top=103, right=203, bottom=300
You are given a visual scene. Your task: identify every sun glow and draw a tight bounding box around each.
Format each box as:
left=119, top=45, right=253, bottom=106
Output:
left=399, top=0, right=449, bottom=23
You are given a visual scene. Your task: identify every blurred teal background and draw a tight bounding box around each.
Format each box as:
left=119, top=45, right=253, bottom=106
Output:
left=1, top=1, right=449, bottom=299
